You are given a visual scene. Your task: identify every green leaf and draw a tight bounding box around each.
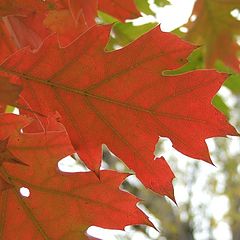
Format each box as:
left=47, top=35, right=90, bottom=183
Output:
left=212, top=95, right=230, bottom=118
left=155, top=0, right=171, bottom=7
left=106, top=22, right=158, bottom=51
left=163, top=47, right=205, bottom=75
left=213, top=61, right=240, bottom=95
left=224, top=74, right=240, bottom=94
left=97, top=10, right=119, bottom=24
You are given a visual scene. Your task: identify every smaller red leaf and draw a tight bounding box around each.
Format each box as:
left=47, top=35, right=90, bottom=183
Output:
left=0, top=113, right=150, bottom=240
left=0, top=0, right=95, bottom=49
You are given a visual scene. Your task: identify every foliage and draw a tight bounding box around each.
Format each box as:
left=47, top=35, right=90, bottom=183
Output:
left=184, top=0, right=240, bottom=72
left=0, top=0, right=239, bottom=239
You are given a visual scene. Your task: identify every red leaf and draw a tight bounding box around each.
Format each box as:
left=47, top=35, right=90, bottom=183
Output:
left=185, top=0, right=240, bottom=71
left=3, top=15, right=48, bottom=51
left=0, top=0, right=96, bottom=48
left=0, top=0, right=53, bottom=58
left=43, top=0, right=98, bottom=47
left=0, top=25, right=237, bottom=200
left=0, top=0, right=140, bottom=50
left=98, top=0, right=139, bottom=21
left=69, top=0, right=97, bottom=27
left=0, top=113, right=149, bottom=239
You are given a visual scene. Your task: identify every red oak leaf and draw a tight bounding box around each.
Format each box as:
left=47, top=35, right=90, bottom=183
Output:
left=0, top=0, right=139, bottom=57
left=0, top=0, right=140, bottom=50
left=0, top=113, right=149, bottom=240
left=0, top=25, right=237, bottom=200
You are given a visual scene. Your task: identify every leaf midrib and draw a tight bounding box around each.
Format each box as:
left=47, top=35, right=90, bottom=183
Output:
left=0, top=66, right=208, bottom=124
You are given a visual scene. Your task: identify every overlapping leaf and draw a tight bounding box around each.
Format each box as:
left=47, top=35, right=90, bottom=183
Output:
left=0, top=113, right=149, bottom=240
left=0, top=0, right=84, bottom=48
left=0, top=0, right=52, bottom=62
left=0, top=0, right=94, bottom=49
left=0, top=25, right=237, bottom=200
left=0, top=0, right=141, bottom=52
left=43, top=0, right=98, bottom=47
left=185, top=0, right=240, bottom=71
